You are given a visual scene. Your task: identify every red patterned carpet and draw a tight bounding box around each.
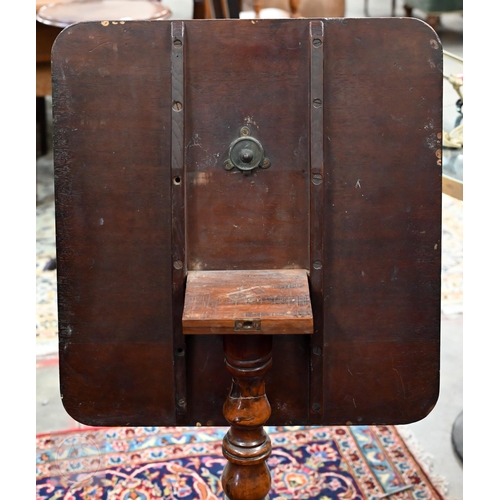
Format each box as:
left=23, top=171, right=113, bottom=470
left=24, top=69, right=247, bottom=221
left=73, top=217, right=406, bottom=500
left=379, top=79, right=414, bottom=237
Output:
left=36, top=425, right=447, bottom=499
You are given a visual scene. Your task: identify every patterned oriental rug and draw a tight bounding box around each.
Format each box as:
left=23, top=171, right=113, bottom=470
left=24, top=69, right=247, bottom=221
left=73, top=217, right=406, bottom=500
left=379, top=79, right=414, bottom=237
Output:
left=36, top=425, right=447, bottom=499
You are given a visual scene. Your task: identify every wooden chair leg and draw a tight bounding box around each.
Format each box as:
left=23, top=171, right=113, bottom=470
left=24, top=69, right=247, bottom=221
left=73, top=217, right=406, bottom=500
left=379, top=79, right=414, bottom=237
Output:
left=205, top=0, right=216, bottom=18
left=221, top=0, right=230, bottom=18
left=289, top=0, right=301, bottom=17
left=252, top=0, right=262, bottom=18
left=193, top=0, right=206, bottom=18
left=425, top=14, right=440, bottom=29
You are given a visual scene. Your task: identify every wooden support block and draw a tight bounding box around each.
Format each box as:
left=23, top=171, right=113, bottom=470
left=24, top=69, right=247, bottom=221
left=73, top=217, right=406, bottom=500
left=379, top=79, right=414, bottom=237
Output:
left=182, top=269, right=313, bottom=335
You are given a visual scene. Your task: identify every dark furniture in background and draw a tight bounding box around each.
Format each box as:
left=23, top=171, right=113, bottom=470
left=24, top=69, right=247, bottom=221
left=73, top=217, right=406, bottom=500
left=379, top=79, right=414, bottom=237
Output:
left=404, top=0, right=463, bottom=28
left=36, top=10, right=61, bottom=156
left=36, top=0, right=171, bottom=157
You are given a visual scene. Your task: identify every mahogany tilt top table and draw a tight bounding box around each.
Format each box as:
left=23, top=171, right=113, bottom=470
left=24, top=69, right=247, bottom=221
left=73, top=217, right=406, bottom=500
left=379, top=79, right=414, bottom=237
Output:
left=52, top=17, right=443, bottom=499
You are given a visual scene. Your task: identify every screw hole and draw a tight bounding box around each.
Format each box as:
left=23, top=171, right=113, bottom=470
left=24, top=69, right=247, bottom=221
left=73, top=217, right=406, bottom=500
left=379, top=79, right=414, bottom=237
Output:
left=173, top=176, right=181, bottom=185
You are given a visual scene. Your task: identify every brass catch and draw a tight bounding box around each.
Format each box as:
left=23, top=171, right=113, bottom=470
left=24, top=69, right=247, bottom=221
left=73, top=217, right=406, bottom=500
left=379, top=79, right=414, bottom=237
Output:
left=234, top=319, right=261, bottom=331
left=224, top=127, right=270, bottom=173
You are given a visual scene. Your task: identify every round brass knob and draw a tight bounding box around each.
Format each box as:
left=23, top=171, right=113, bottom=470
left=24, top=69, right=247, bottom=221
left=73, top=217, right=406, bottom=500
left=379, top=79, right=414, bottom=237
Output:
left=224, top=127, right=270, bottom=173
left=229, top=137, right=263, bottom=171
left=240, top=149, right=254, bottom=163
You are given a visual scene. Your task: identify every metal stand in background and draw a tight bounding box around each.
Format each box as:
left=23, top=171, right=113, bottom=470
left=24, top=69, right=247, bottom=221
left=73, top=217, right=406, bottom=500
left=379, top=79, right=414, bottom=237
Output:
left=452, top=410, right=463, bottom=462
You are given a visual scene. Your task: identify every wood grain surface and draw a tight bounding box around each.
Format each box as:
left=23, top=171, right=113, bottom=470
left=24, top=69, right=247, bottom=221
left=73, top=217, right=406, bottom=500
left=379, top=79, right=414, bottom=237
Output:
left=183, top=270, right=313, bottom=334
left=52, top=18, right=442, bottom=427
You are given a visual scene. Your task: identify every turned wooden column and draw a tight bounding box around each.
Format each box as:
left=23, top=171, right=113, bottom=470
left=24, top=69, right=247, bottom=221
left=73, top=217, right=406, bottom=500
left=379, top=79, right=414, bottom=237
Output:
left=221, top=335, right=273, bottom=500
left=182, top=269, right=313, bottom=498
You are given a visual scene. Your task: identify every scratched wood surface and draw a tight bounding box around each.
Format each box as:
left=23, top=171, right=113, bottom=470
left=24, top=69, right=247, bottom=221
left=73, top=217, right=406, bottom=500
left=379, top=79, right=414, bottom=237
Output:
left=182, top=270, right=313, bottom=334
left=52, top=18, right=442, bottom=427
